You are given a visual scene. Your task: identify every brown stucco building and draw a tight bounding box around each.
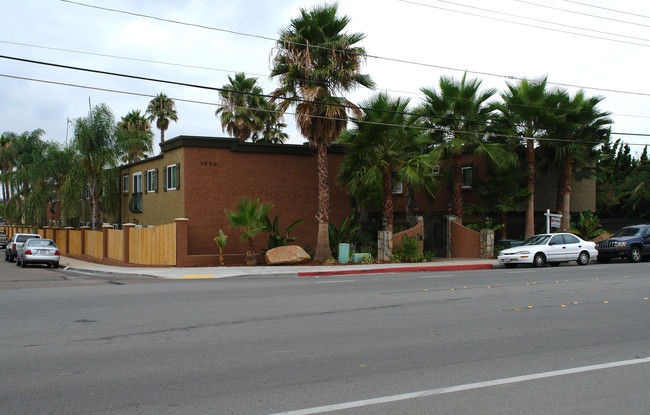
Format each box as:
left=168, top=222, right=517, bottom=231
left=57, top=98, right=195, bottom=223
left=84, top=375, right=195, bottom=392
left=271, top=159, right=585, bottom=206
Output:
left=119, top=136, right=350, bottom=259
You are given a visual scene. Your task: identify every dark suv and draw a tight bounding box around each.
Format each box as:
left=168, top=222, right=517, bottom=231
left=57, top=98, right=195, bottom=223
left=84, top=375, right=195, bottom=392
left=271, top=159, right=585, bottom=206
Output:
left=596, top=224, right=650, bottom=263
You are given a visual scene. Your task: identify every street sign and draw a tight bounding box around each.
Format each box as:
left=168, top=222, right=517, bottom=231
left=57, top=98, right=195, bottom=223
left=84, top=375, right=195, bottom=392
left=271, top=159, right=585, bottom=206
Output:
left=551, top=216, right=561, bottom=228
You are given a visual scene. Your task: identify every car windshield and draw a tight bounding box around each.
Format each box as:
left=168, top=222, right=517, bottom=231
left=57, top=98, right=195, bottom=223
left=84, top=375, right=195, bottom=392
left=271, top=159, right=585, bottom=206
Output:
left=28, top=240, right=56, bottom=248
left=520, top=235, right=551, bottom=246
left=613, top=227, right=643, bottom=237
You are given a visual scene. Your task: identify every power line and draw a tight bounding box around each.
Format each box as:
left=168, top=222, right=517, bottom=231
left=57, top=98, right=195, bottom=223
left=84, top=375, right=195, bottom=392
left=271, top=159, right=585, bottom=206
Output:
left=431, top=0, right=650, bottom=43
left=57, top=0, right=650, bottom=97
left=563, top=0, right=650, bottom=20
left=1, top=67, right=648, bottom=143
left=5, top=72, right=644, bottom=147
left=400, top=0, right=650, bottom=48
left=514, top=0, right=650, bottom=29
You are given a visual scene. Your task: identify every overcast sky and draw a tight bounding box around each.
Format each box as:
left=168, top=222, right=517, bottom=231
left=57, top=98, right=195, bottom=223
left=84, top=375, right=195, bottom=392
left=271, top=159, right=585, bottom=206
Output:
left=2, top=0, right=649, bottom=155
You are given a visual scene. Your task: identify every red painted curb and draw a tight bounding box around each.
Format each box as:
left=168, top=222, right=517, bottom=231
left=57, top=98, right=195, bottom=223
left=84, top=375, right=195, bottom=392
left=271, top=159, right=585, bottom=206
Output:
left=298, top=263, right=494, bottom=277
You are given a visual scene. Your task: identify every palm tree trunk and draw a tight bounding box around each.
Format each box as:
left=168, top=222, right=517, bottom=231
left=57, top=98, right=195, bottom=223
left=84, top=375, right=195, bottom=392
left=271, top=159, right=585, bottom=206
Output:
left=245, top=237, right=257, bottom=266
left=560, top=155, right=573, bottom=231
left=313, top=144, right=332, bottom=262
left=160, top=127, right=165, bottom=144
left=524, top=139, right=535, bottom=239
left=500, top=211, right=507, bottom=240
left=382, top=164, right=393, bottom=232
left=452, top=152, right=463, bottom=220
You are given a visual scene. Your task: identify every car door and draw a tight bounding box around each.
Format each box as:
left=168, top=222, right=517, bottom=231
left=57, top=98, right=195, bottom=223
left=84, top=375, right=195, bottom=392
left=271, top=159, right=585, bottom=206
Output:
left=561, top=234, right=582, bottom=261
left=546, top=235, right=568, bottom=262
left=643, top=226, right=650, bottom=256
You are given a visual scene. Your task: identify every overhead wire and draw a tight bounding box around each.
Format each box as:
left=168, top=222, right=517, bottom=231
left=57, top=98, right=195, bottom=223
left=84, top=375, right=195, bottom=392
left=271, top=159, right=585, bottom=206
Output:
left=563, top=0, right=650, bottom=20
left=4, top=72, right=643, bottom=147
left=514, top=0, right=650, bottom=28
left=56, top=0, right=650, bottom=97
left=3, top=39, right=649, bottom=121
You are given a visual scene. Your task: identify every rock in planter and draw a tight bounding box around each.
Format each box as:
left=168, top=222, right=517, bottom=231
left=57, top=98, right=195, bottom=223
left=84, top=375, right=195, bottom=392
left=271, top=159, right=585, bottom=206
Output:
left=265, top=245, right=311, bottom=265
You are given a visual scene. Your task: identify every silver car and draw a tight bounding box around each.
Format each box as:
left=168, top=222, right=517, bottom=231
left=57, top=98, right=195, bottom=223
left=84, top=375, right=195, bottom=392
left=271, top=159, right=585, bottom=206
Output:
left=16, top=238, right=60, bottom=268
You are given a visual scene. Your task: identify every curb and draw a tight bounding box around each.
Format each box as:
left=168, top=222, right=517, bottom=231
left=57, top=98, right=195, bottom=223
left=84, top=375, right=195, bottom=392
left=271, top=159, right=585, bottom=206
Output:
left=298, top=263, right=495, bottom=277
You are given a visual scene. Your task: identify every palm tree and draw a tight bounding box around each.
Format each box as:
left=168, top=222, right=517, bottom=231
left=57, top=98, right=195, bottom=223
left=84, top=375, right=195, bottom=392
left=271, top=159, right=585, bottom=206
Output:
left=270, top=3, right=374, bottom=261
left=493, top=77, right=550, bottom=239
left=216, top=73, right=266, bottom=141
left=542, top=90, right=611, bottom=230
left=419, top=73, right=514, bottom=222
left=116, top=109, right=154, bottom=163
left=339, top=92, right=439, bottom=233
left=146, top=93, right=178, bottom=145
left=62, top=104, right=118, bottom=230
left=0, top=132, right=18, bottom=204
left=225, top=197, right=274, bottom=265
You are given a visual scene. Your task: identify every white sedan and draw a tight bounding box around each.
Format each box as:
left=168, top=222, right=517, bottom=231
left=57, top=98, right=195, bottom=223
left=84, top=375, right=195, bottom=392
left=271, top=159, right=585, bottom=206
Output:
left=498, top=233, right=598, bottom=268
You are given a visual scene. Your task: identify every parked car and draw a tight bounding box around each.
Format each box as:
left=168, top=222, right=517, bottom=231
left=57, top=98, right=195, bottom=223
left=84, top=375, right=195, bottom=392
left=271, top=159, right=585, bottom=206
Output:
left=0, top=230, right=7, bottom=249
left=5, top=233, right=41, bottom=262
left=498, top=233, right=598, bottom=268
left=596, top=224, right=650, bottom=263
left=16, top=238, right=60, bottom=268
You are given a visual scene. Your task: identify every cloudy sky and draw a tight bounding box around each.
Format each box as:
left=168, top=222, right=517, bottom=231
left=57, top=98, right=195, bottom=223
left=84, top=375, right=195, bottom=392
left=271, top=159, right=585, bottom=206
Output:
left=2, top=0, right=649, bottom=155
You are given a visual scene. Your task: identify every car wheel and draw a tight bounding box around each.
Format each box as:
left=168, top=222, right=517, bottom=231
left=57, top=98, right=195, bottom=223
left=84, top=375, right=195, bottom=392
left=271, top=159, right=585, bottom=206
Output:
left=597, top=256, right=611, bottom=264
left=577, top=251, right=590, bottom=266
left=16, top=256, right=21, bottom=266
left=504, top=263, right=517, bottom=269
left=21, top=258, right=27, bottom=268
left=9, top=254, right=14, bottom=263
left=628, top=246, right=642, bottom=263
left=53, top=263, right=59, bottom=269
left=533, top=253, right=546, bottom=268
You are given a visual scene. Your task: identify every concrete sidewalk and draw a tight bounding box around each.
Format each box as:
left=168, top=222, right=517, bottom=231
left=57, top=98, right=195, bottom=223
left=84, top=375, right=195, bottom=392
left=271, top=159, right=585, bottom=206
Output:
left=60, top=256, right=501, bottom=280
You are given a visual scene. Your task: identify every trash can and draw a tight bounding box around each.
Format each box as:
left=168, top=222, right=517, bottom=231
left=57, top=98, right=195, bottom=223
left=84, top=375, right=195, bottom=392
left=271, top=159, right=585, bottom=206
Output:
left=338, top=243, right=350, bottom=264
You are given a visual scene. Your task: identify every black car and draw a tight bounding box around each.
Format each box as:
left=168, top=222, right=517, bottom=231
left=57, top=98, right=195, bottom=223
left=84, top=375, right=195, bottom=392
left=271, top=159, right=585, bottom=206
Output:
left=596, top=224, right=650, bottom=263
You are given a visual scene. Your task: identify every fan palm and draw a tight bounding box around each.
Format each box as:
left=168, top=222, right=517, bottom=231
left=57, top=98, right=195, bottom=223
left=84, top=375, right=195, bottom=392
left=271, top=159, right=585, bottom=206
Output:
left=146, top=93, right=178, bottom=145
left=216, top=73, right=266, bottom=141
left=339, top=92, right=438, bottom=232
left=419, top=73, right=514, bottom=222
left=270, top=3, right=374, bottom=261
left=225, top=198, right=274, bottom=265
left=116, top=109, right=154, bottom=163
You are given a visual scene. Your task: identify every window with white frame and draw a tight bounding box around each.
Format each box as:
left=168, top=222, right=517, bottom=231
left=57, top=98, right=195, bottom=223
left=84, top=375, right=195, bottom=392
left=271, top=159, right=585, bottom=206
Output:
left=122, top=175, right=129, bottom=193
left=165, top=164, right=179, bottom=191
left=146, top=169, right=157, bottom=193
left=133, top=172, right=142, bottom=194
left=461, top=166, right=473, bottom=188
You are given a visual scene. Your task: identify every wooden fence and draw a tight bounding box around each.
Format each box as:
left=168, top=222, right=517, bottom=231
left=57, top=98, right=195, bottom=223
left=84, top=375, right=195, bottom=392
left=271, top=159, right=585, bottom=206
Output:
left=128, top=223, right=176, bottom=266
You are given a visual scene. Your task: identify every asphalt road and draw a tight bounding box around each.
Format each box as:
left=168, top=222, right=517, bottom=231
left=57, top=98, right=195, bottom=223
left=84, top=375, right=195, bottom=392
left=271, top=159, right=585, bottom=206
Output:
left=1, top=259, right=648, bottom=414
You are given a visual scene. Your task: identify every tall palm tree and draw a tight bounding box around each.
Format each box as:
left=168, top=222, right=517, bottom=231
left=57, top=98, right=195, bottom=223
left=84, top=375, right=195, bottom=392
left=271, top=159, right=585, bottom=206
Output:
left=339, top=92, right=439, bottom=232
left=216, top=72, right=266, bottom=141
left=542, top=90, right=611, bottom=230
left=62, top=104, right=118, bottom=230
left=493, top=78, right=550, bottom=239
left=270, top=3, right=374, bottom=261
left=116, top=109, right=154, bottom=163
left=0, top=132, right=18, bottom=204
left=419, top=73, right=514, bottom=222
left=146, top=93, right=178, bottom=145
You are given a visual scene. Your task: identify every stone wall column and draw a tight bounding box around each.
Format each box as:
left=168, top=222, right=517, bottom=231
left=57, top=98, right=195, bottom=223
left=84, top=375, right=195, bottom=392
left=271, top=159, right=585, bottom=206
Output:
left=377, top=230, right=393, bottom=262
left=480, top=229, right=495, bottom=259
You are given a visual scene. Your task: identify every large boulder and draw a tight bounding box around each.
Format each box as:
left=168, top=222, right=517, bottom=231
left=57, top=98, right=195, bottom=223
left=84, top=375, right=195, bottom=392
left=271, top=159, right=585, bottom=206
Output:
left=265, top=245, right=311, bottom=265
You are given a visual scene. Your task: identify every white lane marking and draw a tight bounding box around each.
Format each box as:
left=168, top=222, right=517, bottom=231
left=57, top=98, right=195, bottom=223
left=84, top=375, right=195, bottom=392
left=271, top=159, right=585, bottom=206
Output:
left=315, top=280, right=354, bottom=284
left=418, top=274, right=453, bottom=278
left=507, top=270, right=536, bottom=274
left=266, top=357, right=650, bottom=415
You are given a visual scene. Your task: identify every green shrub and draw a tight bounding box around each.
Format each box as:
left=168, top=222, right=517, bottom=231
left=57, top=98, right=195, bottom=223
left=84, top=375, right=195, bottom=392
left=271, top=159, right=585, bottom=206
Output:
left=393, top=237, right=421, bottom=262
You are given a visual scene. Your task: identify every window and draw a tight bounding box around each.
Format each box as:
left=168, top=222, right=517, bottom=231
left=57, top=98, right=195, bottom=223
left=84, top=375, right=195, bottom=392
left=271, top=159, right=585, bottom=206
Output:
left=432, top=165, right=440, bottom=175
left=164, top=164, right=180, bottom=191
left=133, top=172, right=142, bottom=194
left=146, top=169, right=157, bottom=193
left=461, top=167, right=472, bottom=189
left=84, top=184, right=91, bottom=200
left=122, top=175, right=129, bottom=193
left=392, top=182, right=403, bottom=195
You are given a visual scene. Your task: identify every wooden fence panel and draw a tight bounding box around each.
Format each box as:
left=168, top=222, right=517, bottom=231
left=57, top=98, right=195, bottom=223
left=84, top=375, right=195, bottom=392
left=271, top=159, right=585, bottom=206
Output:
left=85, top=230, right=103, bottom=259
left=56, top=230, right=67, bottom=253
left=107, top=229, right=124, bottom=262
left=45, top=229, right=54, bottom=240
left=129, top=223, right=176, bottom=266
left=68, top=230, right=82, bottom=256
